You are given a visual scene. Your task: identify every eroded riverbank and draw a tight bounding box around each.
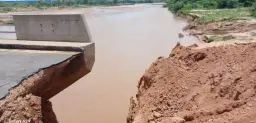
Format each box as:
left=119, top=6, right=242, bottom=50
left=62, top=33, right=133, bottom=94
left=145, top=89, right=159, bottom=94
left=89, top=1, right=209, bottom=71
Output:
left=0, top=4, right=199, bottom=123
left=128, top=8, right=256, bottom=123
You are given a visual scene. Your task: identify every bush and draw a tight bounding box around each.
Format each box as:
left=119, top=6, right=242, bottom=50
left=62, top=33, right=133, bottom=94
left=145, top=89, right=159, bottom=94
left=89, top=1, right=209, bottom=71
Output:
left=181, top=3, right=193, bottom=13
left=239, top=0, right=255, bottom=7
left=36, top=1, right=51, bottom=9
left=218, top=0, right=240, bottom=8
left=0, top=7, right=12, bottom=13
left=197, top=0, right=218, bottom=9
left=251, top=1, right=256, bottom=17
left=167, top=0, right=185, bottom=12
left=165, top=0, right=253, bottom=13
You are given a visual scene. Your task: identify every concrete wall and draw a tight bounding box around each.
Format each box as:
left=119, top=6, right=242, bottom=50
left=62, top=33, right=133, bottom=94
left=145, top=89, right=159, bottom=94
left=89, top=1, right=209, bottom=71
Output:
left=13, top=14, right=92, bottom=43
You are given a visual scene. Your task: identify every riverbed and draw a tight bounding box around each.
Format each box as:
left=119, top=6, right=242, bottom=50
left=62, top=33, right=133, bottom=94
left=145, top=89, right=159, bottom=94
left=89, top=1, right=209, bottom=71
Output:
left=0, top=4, right=198, bottom=123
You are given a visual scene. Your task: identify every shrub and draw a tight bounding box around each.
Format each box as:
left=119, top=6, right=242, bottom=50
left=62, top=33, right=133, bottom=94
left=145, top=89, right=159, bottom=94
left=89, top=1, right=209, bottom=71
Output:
left=218, top=0, right=240, bottom=8
left=165, top=0, right=251, bottom=13
left=181, top=3, right=193, bottom=13
left=197, top=0, right=218, bottom=9
left=36, top=1, right=51, bottom=9
left=0, top=7, right=12, bottom=13
left=167, top=0, right=185, bottom=13
left=239, top=0, right=255, bottom=7
left=223, top=35, right=235, bottom=40
left=251, top=1, right=256, bottom=17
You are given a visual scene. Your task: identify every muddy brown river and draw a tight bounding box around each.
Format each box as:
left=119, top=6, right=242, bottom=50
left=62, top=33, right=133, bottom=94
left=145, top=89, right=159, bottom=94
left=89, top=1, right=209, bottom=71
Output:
left=0, top=4, right=198, bottom=123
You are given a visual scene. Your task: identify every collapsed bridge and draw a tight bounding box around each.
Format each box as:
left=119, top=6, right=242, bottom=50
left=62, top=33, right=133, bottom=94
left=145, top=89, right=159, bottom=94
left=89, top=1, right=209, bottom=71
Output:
left=0, top=12, right=95, bottom=122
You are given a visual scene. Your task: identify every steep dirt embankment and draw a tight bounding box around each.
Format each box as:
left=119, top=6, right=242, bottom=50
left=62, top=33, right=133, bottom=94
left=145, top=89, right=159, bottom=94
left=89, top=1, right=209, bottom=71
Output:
left=127, top=43, right=256, bottom=123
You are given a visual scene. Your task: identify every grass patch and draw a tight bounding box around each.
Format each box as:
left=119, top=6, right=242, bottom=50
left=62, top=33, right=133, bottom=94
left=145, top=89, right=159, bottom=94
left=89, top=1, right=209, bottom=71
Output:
left=0, top=7, right=13, bottom=13
left=208, top=35, right=235, bottom=42
left=190, top=8, right=251, bottom=22
left=0, top=2, right=136, bottom=13
left=208, top=35, right=223, bottom=42
left=223, top=35, right=235, bottom=40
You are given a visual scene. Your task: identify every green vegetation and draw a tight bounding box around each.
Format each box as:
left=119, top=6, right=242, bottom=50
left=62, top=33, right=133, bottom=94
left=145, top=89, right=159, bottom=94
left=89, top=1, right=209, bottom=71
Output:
left=165, top=0, right=256, bottom=21
left=191, top=8, right=251, bottom=22
left=251, top=1, right=256, bottom=17
left=0, top=2, right=117, bottom=13
left=165, top=0, right=256, bottom=13
left=208, top=35, right=223, bottom=42
left=223, top=35, right=235, bottom=40
left=0, top=0, right=162, bottom=13
left=208, top=35, right=235, bottom=42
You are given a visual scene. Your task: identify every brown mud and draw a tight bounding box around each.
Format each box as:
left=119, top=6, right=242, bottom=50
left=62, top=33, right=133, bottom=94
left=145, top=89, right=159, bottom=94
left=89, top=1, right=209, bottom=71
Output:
left=127, top=43, right=256, bottom=123
left=0, top=94, right=58, bottom=123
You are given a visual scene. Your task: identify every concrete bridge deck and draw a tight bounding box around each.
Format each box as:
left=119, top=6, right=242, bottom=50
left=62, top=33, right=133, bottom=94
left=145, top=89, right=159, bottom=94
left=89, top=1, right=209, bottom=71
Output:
left=0, top=40, right=95, bottom=100
left=0, top=49, right=78, bottom=99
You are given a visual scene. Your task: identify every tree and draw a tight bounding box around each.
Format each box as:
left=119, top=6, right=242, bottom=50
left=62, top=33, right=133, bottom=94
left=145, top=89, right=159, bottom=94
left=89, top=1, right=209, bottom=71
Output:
left=239, top=0, right=255, bottom=6
left=251, top=1, right=256, bottom=17
left=218, top=0, right=239, bottom=8
left=114, top=0, right=118, bottom=4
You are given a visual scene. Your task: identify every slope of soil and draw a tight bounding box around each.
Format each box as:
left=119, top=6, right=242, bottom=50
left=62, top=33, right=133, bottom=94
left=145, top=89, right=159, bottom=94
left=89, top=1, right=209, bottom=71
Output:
left=127, top=43, right=256, bottom=123
left=0, top=94, right=58, bottom=123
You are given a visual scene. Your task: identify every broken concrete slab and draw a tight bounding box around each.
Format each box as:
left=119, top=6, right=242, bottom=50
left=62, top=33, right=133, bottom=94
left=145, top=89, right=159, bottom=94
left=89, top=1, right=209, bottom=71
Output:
left=0, top=12, right=95, bottom=100
left=0, top=42, right=95, bottom=100
left=0, top=50, right=78, bottom=99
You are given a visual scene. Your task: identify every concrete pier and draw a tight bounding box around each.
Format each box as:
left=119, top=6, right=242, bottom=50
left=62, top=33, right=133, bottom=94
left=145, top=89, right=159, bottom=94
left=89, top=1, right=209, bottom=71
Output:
left=13, top=13, right=92, bottom=42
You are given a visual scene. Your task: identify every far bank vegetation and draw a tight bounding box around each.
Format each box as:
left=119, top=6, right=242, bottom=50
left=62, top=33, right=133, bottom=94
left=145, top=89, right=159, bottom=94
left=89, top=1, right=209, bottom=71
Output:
left=165, top=0, right=256, bottom=22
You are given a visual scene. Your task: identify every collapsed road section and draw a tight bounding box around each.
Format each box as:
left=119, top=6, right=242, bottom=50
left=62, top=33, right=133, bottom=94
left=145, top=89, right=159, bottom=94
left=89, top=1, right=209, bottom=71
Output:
left=0, top=13, right=95, bottom=122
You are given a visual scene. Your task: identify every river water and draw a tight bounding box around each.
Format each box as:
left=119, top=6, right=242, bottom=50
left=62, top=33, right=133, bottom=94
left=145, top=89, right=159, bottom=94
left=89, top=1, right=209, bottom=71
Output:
left=0, top=4, right=198, bottom=123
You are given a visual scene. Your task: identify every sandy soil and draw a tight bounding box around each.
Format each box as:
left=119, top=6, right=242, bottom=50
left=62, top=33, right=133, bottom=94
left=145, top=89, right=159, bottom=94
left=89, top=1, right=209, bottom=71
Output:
left=127, top=42, right=256, bottom=123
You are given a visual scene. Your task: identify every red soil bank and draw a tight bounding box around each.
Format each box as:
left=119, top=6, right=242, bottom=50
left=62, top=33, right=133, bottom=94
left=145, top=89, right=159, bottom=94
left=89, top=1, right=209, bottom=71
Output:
left=127, top=43, right=256, bottom=123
